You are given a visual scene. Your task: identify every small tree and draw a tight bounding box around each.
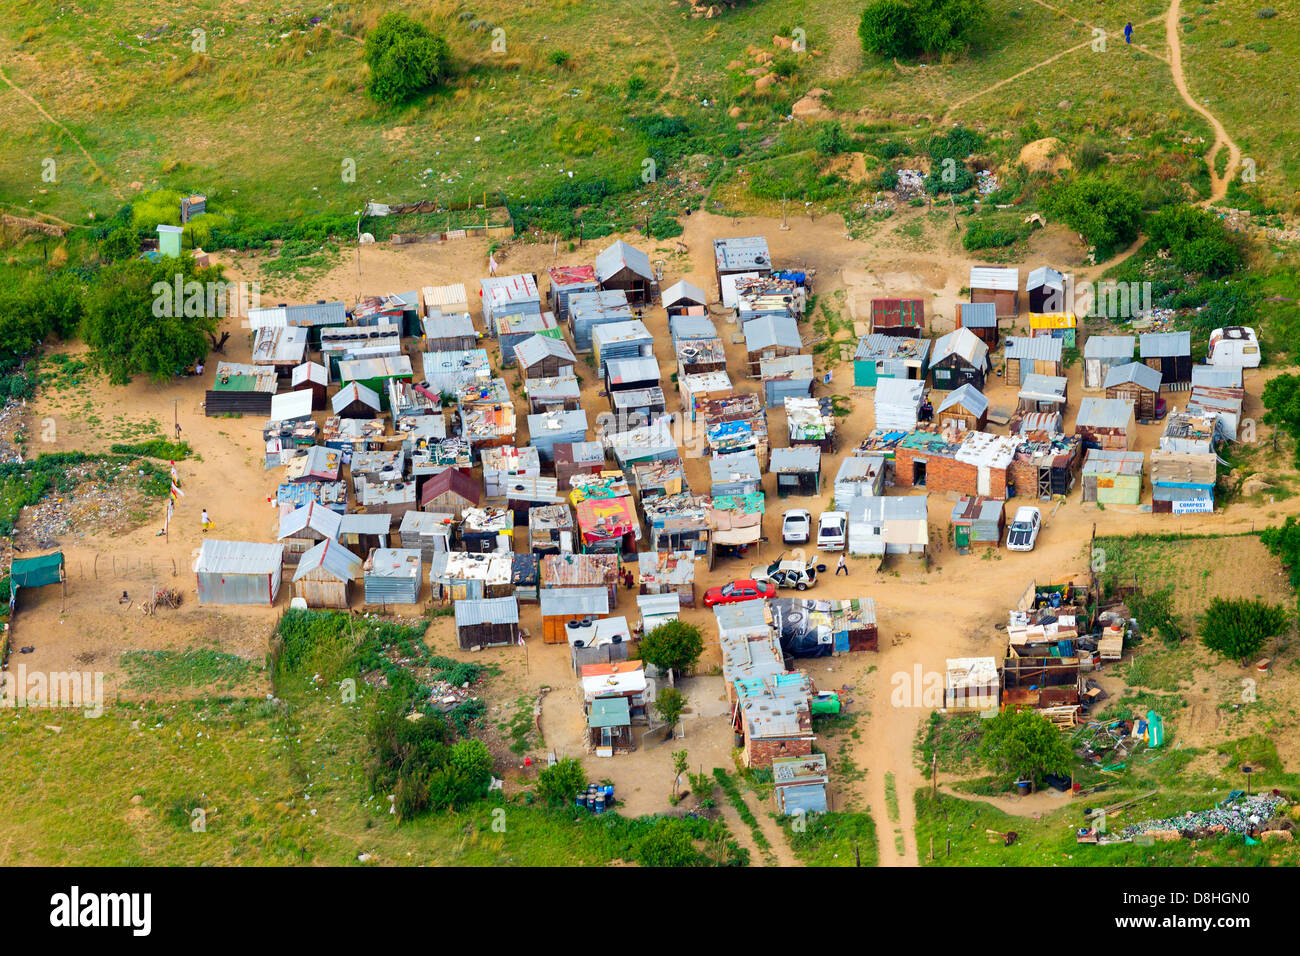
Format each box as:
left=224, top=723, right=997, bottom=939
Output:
left=637, top=620, right=704, bottom=678
left=536, top=756, right=587, bottom=806
left=1262, top=375, right=1300, bottom=468
left=655, top=687, right=687, bottom=739
left=671, top=749, right=689, bottom=800
left=978, top=709, right=1072, bottom=790
left=1200, top=598, right=1289, bottom=664
left=364, top=13, right=451, bottom=104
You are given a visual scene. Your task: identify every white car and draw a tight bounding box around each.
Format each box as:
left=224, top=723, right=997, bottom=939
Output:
left=782, top=509, right=812, bottom=544
left=816, top=511, right=847, bottom=552
left=1006, top=506, right=1042, bottom=552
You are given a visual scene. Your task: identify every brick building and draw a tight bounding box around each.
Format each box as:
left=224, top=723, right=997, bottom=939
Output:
left=893, top=429, right=1017, bottom=500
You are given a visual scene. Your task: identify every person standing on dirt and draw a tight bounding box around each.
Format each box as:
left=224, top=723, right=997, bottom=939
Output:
left=836, top=553, right=848, bottom=576
left=175, top=421, right=183, bottom=440
left=488, top=252, right=499, bottom=277
left=201, top=508, right=212, bottom=533
left=1124, top=22, right=1133, bottom=44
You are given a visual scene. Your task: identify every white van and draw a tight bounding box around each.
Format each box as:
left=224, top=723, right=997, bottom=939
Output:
left=1207, top=326, right=1261, bottom=368
left=816, top=511, right=847, bottom=552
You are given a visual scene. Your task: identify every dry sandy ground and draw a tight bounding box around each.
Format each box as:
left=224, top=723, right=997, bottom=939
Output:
left=10, top=204, right=1300, bottom=865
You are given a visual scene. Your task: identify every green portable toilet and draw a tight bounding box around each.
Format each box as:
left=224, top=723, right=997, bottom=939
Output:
left=157, top=224, right=183, bottom=258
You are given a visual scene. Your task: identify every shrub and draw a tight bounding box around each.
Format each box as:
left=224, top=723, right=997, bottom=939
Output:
left=364, top=13, right=450, bottom=104
left=814, top=122, right=852, bottom=157
left=859, top=0, right=987, bottom=58
left=1145, top=205, right=1242, bottom=277
left=536, top=757, right=587, bottom=806
left=1200, top=598, right=1289, bottom=663
left=1040, top=177, right=1143, bottom=258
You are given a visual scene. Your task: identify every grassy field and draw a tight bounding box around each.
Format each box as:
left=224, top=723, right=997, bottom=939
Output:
left=1, top=0, right=1293, bottom=238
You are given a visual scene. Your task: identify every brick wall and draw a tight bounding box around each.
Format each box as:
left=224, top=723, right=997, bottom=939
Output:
left=745, top=735, right=814, bottom=768
left=895, top=446, right=1006, bottom=499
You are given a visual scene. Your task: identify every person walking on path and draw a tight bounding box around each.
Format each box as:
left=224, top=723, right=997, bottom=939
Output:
left=1124, top=22, right=1133, bottom=44
left=201, top=508, right=213, bottom=533
left=836, top=553, right=849, bottom=576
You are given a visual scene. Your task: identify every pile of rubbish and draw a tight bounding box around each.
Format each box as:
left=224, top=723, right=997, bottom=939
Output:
left=1121, top=794, right=1287, bottom=840
left=894, top=169, right=925, bottom=198
left=976, top=170, right=999, bottom=195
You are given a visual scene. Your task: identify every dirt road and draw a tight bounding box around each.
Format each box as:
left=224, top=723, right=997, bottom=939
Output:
left=1166, top=0, right=1241, bottom=205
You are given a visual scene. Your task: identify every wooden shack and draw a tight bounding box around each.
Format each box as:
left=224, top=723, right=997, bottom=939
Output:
left=291, top=539, right=361, bottom=609
left=455, top=596, right=521, bottom=650
left=1004, top=336, right=1063, bottom=386
left=970, top=267, right=1019, bottom=318
left=1104, top=362, right=1162, bottom=421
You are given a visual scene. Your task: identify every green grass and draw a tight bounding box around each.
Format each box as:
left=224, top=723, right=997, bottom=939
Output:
left=119, top=649, right=260, bottom=693
left=784, top=811, right=879, bottom=866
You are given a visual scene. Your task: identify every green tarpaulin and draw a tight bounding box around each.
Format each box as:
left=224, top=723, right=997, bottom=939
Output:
left=10, top=552, right=64, bottom=589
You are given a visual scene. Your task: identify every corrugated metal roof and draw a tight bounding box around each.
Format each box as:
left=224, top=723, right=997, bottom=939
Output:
left=331, top=382, right=381, bottom=413
left=481, top=273, right=540, bottom=306
left=291, top=361, right=329, bottom=387
left=366, top=547, right=422, bottom=578
left=1004, top=335, right=1062, bottom=362
left=1019, top=373, right=1068, bottom=401
left=663, top=279, right=708, bottom=307
left=1076, top=397, right=1134, bottom=430
left=854, top=334, right=929, bottom=363
left=958, top=302, right=998, bottom=327
left=339, top=512, right=393, bottom=535
left=293, top=539, right=362, bottom=582
left=540, top=586, right=610, bottom=616
left=713, top=236, right=772, bottom=272
left=1083, top=449, right=1144, bottom=476
left=595, top=240, right=652, bottom=282
left=588, top=695, right=631, bottom=727
left=1192, top=365, right=1242, bottom=388
left=1083, top=335, right=1135, bottom=360
left=195, top=539, right=284, bottom=574
left=970, top=266, right=1019, bottom=290
left=1140, top=331, right=1191, bottom=358
left=270, top=389, right=315, bottom=423
left=278, top=502, right=342, bottom=540
left=1104, top=361, right=1162, bottom=391
left=455, top=596, right=520, bottom=627
left=247, top=301, right=347, bottom=329
left=514, top=333, right=575, bottom=368
left=743, top=314, right=802, bottom=351
left=933, top=327, right=989, bottom=367
left=423, top=283, right=470, bottom=310
left=637, top=592, right=681, bottom=616
left=937, top=383, right=989, bottom=417
left=770, top=445, right=821, bottom=473
left=710, top=451, right=761, bottom=482
left=1025, top=266, right=1065, bottom=291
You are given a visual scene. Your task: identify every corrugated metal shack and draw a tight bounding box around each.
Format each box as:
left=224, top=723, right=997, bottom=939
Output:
left=277, top=502, right=342, bottom=566
left=644, top=493, right=711, bottom=556
left=1028, top=312, right=1078, bottom=348
left=331, top=382, right=382, bottom=419
left=605, top=355, right=661, bottom=396
left=529, top=502, right=575, bottom=555
left=785, top=396, right=836, bottom=452
left=670, top=313, right=718, bottom=345
left=869, top=297, right=925, bottom=336
left=421, top=348, right=491, bottom=397
left=554, top=441, right=606, bottom=493
left=741, top=314, right=802, bottom=376
left=513, top=332, right=576, bottom=379
left=663, top=279, right=708, bottom=316
left=455, top=596, right=521, bottom=649
left=247, top=301, right=347, bottom=347
left=264, top=414, right=317, bottom=467
left=629, top=457, right=688, bottom=498
left=480, top=273, right=541, bottom=333
left=575, top=495, right=640, bottom=555
left=540, top=586, right=611, bottom=644
left=1026, top=266, right=1066, bottom=314
left=481, top=445, right=541, bottom=498
left=676, top=335, right=727, bottom=378
left=542, top=552, right=620, bottom=606
left=458, top=378, right=517, bottom=454
left=1004, top=336, right=1063, bottom=386
left=1010, top=434, right=1082, bottom=499
left=399, top=510, right=455, bottom=559
left=853, top=334, right=929, bottom=387
left=637, top=550, right=696, bottom=606
left=1083, top=335, right=1136, bottom=390
left=460, top=507, right=514, bottom=553
left=833, top=455, right=886, bottom=509
left=772, top=754, right=829, bottom=816
left=1074, top=397, right=1136, bottom=450
left=291, top=361, right=329, bottom=410
left=955, top=302, right=999, bottom=349
left=338, top=512, right=392, bottom=558
left=568, top=289, right=633, bottom=353
left=503, top=475, right=561, bottom=522
left=292, top=539, right=361, bottom=609
left=713, top=236, right=773, bottom=297
left=874, top=378, right=925, bottom=431
left=1104, top=362, right=1162, bottom=420
left=195, top=539, right=285, bottom=606
left=338, top=355, right=413, bottom=410
left=710, top=451, right=762, bottom=497
left=252, top=325, right=309, bottom=373
left=512, top=552, right=540, bottom=603
left=321, top=324, right=402, bottom=381
left=638, top=592, right=681, bottom=634
left=528, top=408, right=589, bottom=464
left=498, top=310, right=562, bottom=367
left=970, top=266, right=1019, bottom=318
left=679, top=370, right=733, bottom=419
left=1081, top=449, right=1144, bottom=504
left=429, top=551, right=514, bottom=600
left=421, top=311, right=478, bottom=353
left=1140, top=331, right=1193, bottom=388
left=611, top=387, right=668, bottom=425
left=354, top=474, right=418, bottom=518
left=760, top=355, right=815, bottom=408
left=591, top=319, right=654, bottom=376
left=595, top=240, right=654, bottom=304
left=525, top=372, right=582, bottom=414
left=771, top=445, right=822, bottom=497
left=206, top=362, right=278, bottom=416
left=1186, top=384, right=1244, bottom=441
left=949, top=496, right=1005, bottom=552
left=936, top=383, right=989, bottom=432
left=931, top=327, right=990, bottom=391
left=607, top=420, right=678, bottom=468
left=276, top=480, right=347, bottom=517
left=1017, top=373, right=1068, bottom=414
left=547, top=265, right=599, bottom=322
left=421, top=283, right=470, bottom=318
left=419, top=467, right=481, bottom=516
left=363, top=548, right=423, bottom=605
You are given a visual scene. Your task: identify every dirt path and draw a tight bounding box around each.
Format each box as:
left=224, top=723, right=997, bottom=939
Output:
left=739, top=788, right=800, bottom=866
left=0, top=65, right=123, bottom=200
left=1165, top=0, right=1240, bottom=204
left=715, top=797, right=764, bottom=866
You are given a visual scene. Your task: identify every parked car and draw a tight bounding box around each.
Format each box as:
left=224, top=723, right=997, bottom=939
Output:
left=816, top=511, right=847, bottom=551
left=750, top=553, right=825, bottom=591
left=702, top=578, right=776, bottom=608
left=1006, top=506, right=1042, bottom=552
left=782, top=509, right=812, bottom=544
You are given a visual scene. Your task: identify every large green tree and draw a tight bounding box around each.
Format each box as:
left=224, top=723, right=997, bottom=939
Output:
left=978, top=709, right=1073, bottom=789
left=1262, top=373, right=1300, bottom=467
left=364, top=14, right=451, bottom=104
left=859, top=0, right=987, bottom=58
left=1041, top=177, right=1144, bottom=259
left=81, top=257, right=220, bottom=384
left=638, top=620, right=705, bottom=677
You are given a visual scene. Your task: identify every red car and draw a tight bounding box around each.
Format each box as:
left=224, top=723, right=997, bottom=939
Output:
left=702, top=578, right=776, bottom=608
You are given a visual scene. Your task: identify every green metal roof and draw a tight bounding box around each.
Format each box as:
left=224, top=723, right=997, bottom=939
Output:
left=588, top=696, right=631, bottom=728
